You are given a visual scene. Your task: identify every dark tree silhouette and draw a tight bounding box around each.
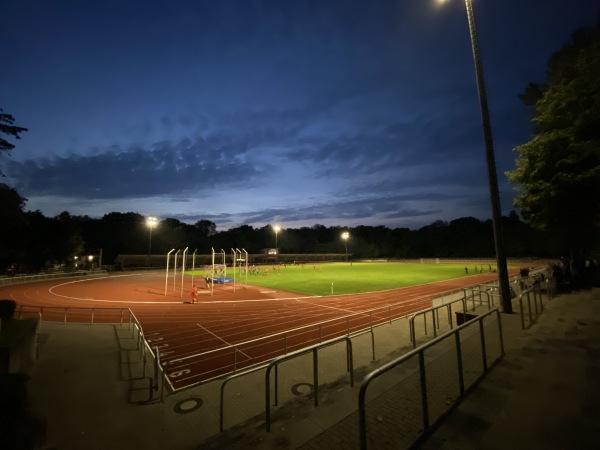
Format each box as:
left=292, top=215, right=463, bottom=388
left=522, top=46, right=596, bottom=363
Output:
left=507, top=19, right=600, bottom=254
left=0, top=108, right=28, bottom=155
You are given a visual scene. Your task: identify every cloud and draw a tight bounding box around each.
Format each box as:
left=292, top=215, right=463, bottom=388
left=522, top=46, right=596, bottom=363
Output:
left=2, top=94, right=503, bottom=231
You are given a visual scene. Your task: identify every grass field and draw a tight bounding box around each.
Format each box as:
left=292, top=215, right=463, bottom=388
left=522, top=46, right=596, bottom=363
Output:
left=190, top=262, right=511, bottom=296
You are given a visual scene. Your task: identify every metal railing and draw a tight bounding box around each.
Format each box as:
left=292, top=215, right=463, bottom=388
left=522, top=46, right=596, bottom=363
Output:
left=515, top=283, right=545, bottom=329
left=0, top=270, right=108, bottom=287
left=16, top=305, right=131, bottom=325
left=16, top=304, right=167, bottom=404
left=408, top=286, right=499, bottom=349
left=265, top=335, right=354, bottom=431
left=164, top=295, right=430, bottom=390
left=128, top=310, right=166, bottom=403
left=358, top=308, right=504, bottom=449
left=508, top=267, right=556, bottom=329
left=409, top=297, right=467, bottom=347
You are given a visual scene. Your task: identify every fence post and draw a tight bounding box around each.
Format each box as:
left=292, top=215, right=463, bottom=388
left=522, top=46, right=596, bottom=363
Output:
left=418, top=351, right=430, bottom=430
left=455, top=331, right=465, bottom=394
left=478, top=319, right=488, bottom=371
left=313, top=348, right=319, bottom=406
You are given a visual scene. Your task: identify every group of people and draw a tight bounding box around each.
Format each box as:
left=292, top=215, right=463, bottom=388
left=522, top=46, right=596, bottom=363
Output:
left=465, top=264, right=494, bottom=275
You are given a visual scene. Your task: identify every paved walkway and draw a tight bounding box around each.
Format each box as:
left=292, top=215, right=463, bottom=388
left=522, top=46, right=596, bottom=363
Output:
left=23, top=287, right=600, bottom=449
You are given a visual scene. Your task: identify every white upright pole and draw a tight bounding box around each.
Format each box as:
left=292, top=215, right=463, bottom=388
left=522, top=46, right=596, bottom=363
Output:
left=164, top=249, right=175, bottom=296
left=221, top=249, right=226, bottom=279
left=211, top=247, right=215, bottom=297
left=173, top=249, right=180, bottom=291
left=191, top=249, right=197, bottom=287
left=231, top=248, right=237, bottom=292
left=242, top=249, right=249, bottom=285
left=180, top=247, right=188, bottom=298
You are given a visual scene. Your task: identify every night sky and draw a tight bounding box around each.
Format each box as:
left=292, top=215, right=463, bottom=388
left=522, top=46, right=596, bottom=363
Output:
left=3, top=0, right=599, bottom=230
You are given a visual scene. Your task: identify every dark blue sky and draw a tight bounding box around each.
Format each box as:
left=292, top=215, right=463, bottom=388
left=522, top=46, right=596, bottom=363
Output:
left=3, top=0, right=599, bottom=230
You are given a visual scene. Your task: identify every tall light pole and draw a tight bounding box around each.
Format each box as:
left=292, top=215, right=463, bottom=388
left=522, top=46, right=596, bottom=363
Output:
left=146, top=216, right=158, bottom=256
left=273, top=225, right=281, bottom=254
left=342, top=231, right=350, bottom=262
left=440, top=0, right=512, bottom=313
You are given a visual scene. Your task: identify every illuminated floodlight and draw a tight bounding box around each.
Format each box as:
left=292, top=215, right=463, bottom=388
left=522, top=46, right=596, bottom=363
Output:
left=146, top=216, right=159, bottom=255
left=272, top=225, right=281, bottom=253
left=342, top=231, right=350, bottom=261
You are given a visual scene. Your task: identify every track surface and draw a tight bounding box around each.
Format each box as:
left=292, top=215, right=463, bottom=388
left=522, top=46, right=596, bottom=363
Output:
left=1, top=269, right=517, bottom=389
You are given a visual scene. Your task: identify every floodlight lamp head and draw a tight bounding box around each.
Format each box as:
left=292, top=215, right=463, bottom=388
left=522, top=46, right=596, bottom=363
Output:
left=146, top=216, right=158, bottom=228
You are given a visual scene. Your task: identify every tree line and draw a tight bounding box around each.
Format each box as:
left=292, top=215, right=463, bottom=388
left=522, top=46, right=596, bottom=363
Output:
left=0, top=185, right=559, bottom=273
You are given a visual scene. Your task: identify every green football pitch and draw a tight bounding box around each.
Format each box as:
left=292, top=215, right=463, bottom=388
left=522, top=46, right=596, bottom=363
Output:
left=190, top=262, right=509, bottom=297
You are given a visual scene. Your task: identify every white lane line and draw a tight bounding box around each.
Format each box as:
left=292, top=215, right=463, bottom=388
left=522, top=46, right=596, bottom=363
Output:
left=196, top=324, right=252, bottom=360
left=295, top=298, right=355, bottom=314
left=199, top=296, right=316, bottom=304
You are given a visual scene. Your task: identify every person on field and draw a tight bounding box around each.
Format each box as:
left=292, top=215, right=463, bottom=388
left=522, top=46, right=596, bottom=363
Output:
left=189, top=285, right=198, bottom=304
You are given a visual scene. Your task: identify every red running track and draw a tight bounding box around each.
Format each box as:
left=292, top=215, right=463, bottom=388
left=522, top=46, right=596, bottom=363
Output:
left=0, top=270, right=517, bottom=389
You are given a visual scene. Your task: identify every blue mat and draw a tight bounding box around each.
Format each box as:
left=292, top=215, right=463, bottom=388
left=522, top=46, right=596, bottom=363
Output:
left=209, top=277, right=234, bottom=284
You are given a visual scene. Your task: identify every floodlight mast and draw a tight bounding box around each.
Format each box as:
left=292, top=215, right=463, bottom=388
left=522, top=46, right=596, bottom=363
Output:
left=342, top=231, right=350, bottom=262
left=146, top=216, right=158, bottom=256
left=273, top=225, right=281, bottom=258
left=463, top=0, right=512, bottom=313
left=439, top=0, right=512, bottom=313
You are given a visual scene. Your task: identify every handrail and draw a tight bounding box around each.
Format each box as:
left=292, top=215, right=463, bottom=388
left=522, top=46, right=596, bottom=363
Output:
left=515, top=282, right=544, bottom=329
left=358, top=308, right=504, bottom=449
left=265, top=335, right=354, bottom=431
left=167, top=295, right=427, bottom=367
left=16, top=305, right=130, bottom=325
left=0, top=270, right=108, bottom=287
left=219, top=364, right=270, bottom=432
left=462, top=287, right=494, bottom=310
left=408, top=297, right=467, bottom=348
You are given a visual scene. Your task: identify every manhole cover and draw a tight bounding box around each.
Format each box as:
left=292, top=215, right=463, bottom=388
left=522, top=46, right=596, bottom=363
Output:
left=174, top=397, right=203, bottom=414
left=291, top=383, right=314, bottom=396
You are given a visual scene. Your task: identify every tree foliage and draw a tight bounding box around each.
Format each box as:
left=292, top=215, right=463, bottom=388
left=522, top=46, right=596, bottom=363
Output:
left=0, top=108, right=28, bottom=154
left=507, top=19, right=600, bottom=253
left=0, top=184, right=28, bottom=269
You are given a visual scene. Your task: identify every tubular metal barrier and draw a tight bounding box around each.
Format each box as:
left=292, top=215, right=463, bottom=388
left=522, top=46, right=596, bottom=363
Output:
left=166, top=295, right=428, bottom=391
left=0, top=270, right=108, bottom=287
left=265, top=335, right=354, bottom=432
left=219, top=364, right=268, bottom=432
left=359, top=308, right=504, bottom=450
left=409, top=297, right=468, bottom=348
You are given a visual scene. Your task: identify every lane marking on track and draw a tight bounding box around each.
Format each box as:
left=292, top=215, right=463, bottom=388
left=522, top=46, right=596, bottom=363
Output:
left=295, top=298, right=356, bottom=314
left=196, top=324, right=252, bottom=360
left=41, top=278, right=317, bottom=304
left=199, top=296, right=317, bottom=304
